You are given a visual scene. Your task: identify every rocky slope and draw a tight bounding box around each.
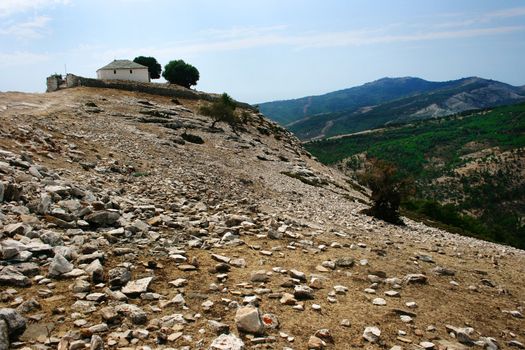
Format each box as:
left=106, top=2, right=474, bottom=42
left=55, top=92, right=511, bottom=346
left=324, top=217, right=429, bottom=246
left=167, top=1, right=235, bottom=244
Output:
left=0, top=87, right=524, bottom=350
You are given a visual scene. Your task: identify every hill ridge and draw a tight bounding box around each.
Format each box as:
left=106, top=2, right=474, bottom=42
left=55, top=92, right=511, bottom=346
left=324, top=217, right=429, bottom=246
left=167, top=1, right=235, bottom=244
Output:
left=258, top=76, right=525, bottom=140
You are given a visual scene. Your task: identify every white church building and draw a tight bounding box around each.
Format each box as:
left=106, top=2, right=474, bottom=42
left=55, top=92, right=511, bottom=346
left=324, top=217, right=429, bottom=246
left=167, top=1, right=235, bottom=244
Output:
left=96, top=59, right=150, bottom=82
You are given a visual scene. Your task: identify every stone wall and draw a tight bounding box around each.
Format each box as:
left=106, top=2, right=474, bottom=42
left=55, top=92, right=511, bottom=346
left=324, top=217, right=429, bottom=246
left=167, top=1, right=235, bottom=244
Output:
left=66, top=74, right=80, bottom=88
left=46, top=75, right=61, bottom=92
left=47, top=74, right=255, bottom=110
left=64, top=74, right=212, bottom=101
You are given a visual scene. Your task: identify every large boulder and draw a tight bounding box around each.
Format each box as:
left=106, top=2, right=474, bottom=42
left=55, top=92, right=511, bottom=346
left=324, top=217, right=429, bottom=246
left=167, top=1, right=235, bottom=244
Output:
left=0, top=320, right=9, bottom=350
left=0, top=308, right=27, bottom=340
left=0, top=267, right=31, bottom=287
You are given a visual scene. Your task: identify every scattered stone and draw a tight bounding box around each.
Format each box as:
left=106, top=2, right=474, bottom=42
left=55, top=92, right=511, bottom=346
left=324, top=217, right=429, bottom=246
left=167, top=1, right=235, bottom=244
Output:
left=100, top=307, right=119, bottom=324
left=373, top=298, right=386, bottom=306
left=340, top=319, right=351, bottom=327
left=432, top=266, right=455, bottom=276
left=178, top=264, right=197, bottom=271
left=108, top=267, right=131, bottom=288
left=335, top=257, right=354, bottom=268
left=85, top=259, right=104, bottom=283
left=508, top=310, right=524, bottom=318
left=419, top=341, right=436, bottom=350
left=280, top=293, right=297, bottom=305
left=363, top=326, right=381, bottom=343
left=202, top=300, right=214, bottom=311
left=121, top=277, right=153, bottom=295
left=230, top=258, right=246, bottom=268
left=333, top=285, right=348, bottom=294
left=86, top=293, right=106, bottom=302
left=209, top=333, right=245, bottom=350
left=16, top=298, right=40, bottom=314
left=508, top=340, right=525, bottom=349
left=416, top=254, right=434, bottom=263
left=261, top=313, right=279, bottom=329
left=385, top=290, right=400, bottom=297
left=208, top=320, right=230, bottom=335
left=308, top=335, right=326, bottom=349
left=307, top=277, right=322, bottom=290
left=90, top=335, right=104, bottom=350
left=169, top=278, right=188, bottom=288
left=114, top=304, right=147, bottom=324
left=289, top=269, right=306, bottom=282
left=85, top=210, right=120, bottom=227
left=445, top=325, right=475, bottom=345
left=235, top=306, right=264, bottom=335
left=48, top=254, right=74, bottom=277
left=400, top=315, right=413, bottom=323
left=294, top=285, right=314, bottom=299
left=404, top=274, right=428, bottom=284
left=88, top=322, right=108, bottom=333
left=250, top=270, right=269, bottom=283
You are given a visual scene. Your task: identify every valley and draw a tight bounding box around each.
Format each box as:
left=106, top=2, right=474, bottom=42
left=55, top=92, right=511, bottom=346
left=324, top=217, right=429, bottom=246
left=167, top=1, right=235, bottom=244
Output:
left=305, top=104, right=525, bottom=249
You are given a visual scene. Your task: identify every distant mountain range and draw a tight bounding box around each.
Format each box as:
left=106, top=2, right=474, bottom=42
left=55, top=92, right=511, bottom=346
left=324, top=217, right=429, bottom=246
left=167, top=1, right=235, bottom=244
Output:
left=258, top=77, right=525, bottom=140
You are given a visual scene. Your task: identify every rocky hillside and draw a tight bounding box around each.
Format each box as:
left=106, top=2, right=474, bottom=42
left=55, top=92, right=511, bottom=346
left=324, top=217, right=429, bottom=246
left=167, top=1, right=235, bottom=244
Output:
left=0, top=87, right=524, bottom=350
left=258, top=77, right=525, bottom=140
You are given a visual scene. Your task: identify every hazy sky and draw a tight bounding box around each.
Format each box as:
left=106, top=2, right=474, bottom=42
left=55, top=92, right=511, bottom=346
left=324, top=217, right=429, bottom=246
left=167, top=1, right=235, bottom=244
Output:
left=1, top=0, right=524, bottom=103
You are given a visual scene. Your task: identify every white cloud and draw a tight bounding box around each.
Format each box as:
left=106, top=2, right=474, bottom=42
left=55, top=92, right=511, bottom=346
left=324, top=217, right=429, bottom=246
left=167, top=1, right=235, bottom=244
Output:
left=65, top=6, right=525, bottom=63
left=65, top=22, right=524, bottom=71
left=0, top=0, right=69, bottom=17
left=102, top=25, right=524, bottom=56
left=201, top=25, right=289, bottom=39
left=293, top=26, right=525, bottom=49
left=486, top=6, right=525, bottom=20
left=0, top=16, right=51, bottom=39
left=0, top=51, right=50, bottom=67
left=435, top=6, right=525, bottom=29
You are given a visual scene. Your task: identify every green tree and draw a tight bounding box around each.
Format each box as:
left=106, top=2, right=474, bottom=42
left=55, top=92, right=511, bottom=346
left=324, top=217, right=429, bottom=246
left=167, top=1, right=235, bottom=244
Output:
left=133, top=56, right=162, bottom=79
left=360, top=158, right=413, bottom=224
left=162, top=60, right=199, bottom=88
left=199, top=93, right=240, bottom=131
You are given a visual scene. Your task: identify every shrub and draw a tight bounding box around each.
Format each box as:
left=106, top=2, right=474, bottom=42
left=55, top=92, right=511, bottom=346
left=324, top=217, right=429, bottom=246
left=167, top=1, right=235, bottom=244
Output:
left=162, top=60, right=199, bottom=88
left=199, top=93, right=240, bottom=131
left=359, top=158, right=413, bottom=224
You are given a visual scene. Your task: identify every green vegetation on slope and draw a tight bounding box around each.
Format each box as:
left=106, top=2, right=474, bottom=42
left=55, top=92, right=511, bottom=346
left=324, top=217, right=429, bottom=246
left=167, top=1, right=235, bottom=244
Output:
left=306, top=104, right=525, bottom=167
left=306, top=103, right=525, bottom=248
